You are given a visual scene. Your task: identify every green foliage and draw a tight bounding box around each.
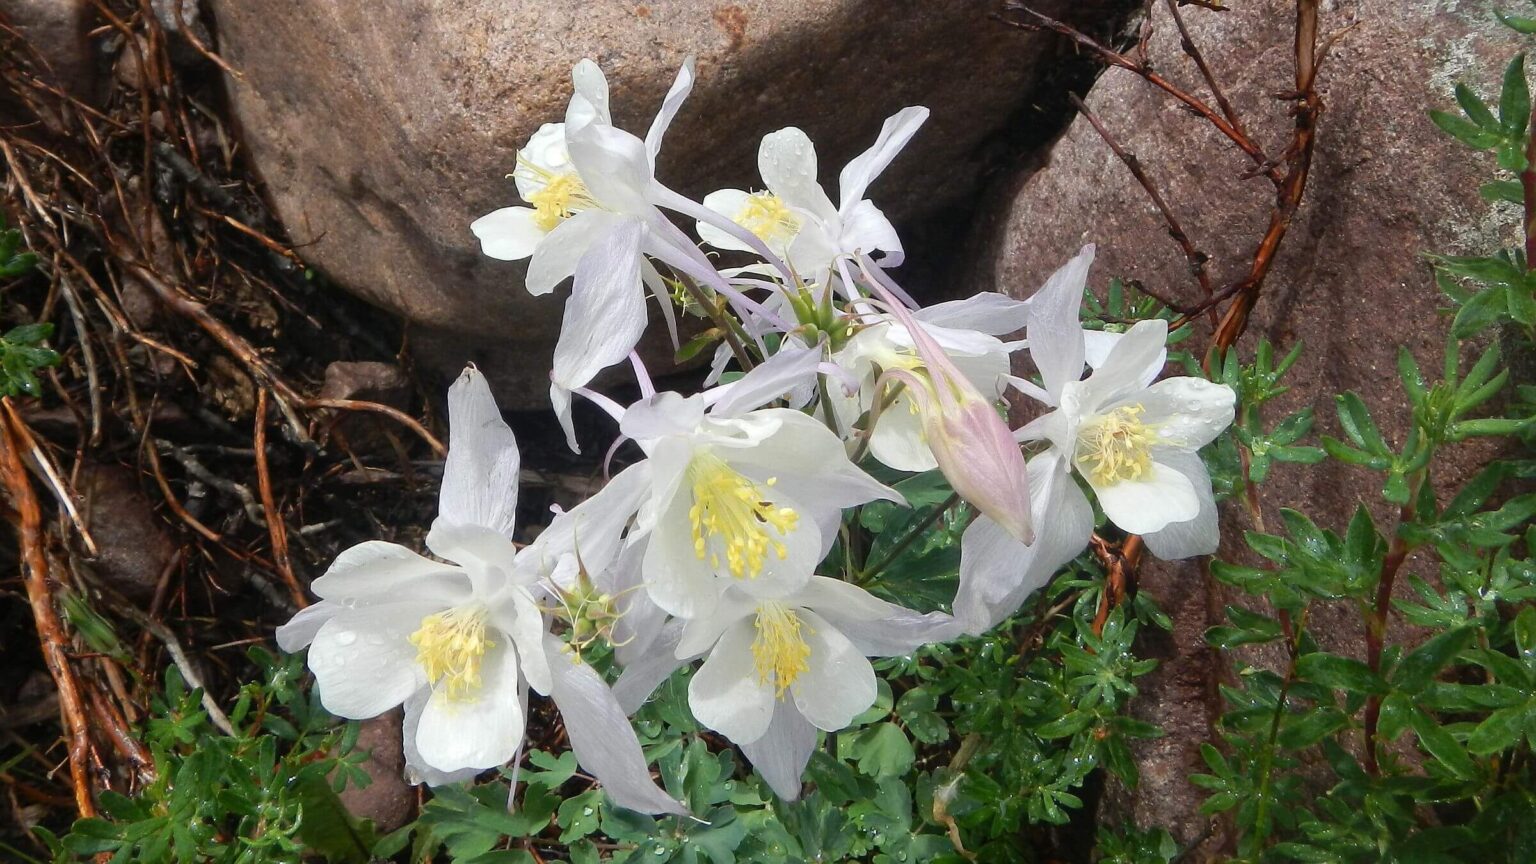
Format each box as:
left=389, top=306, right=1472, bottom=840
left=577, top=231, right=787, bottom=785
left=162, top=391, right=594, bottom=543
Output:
left=49, top=649, right=373, bottom=864
left=0, top=217, right=59, bottom=397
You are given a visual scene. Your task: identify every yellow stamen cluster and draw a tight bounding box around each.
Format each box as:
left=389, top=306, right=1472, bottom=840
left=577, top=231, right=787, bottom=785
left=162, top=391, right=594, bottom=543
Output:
left=751, top=602, right=812, bottom=697
left=409, top=605, right=493, bottom=702
left=516, top=157, right=596, bottom=232
left=734, top=192, right=800, bottom=247
left=686, top=452, right=799, bottom=580
left=1076, top=404, right=1157, bottom=485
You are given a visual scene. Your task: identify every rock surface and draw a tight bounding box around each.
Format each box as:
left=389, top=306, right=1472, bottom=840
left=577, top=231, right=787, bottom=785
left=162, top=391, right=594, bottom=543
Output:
left=978, top=0, right=1522, bottom=855
left=337, top=711, right=416, bottom=834
left=4, top=0, right=99, bottom=102
left=207, top=0, right=1123, bottom=405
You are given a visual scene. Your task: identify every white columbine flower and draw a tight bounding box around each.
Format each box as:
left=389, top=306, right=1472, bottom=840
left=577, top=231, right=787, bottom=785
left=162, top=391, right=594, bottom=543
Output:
left=276, top=368, right=682, bottom=814
left=614, top=578, right=959, bottom=800
left=1017, top=246, right=1234, bottom=555
left=694, top=107, right=929, bottom=281
left=471, top=58, right=741, bottom=450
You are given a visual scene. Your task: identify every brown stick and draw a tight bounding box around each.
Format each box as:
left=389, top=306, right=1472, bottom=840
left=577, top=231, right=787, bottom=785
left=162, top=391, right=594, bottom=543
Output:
left=1208, top=0, right=1323, bottom=358
left=255, top=389, right=307, bottom=608
left=998, top=3, right=1282, bottom=184
left=1068, top=93, right=1216, bottom=309
left=1091, top=534, right=1144, bottom=637
left=1523, top=102, right=1536, bottom=267
left=0, top=400, right=97, bottom=818
left=1164, top=0, right=1249, bottom=143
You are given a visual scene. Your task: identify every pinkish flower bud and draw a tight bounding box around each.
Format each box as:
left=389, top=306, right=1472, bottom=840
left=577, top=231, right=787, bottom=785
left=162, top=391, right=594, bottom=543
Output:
left=861, top=263, right=1034, bottom=545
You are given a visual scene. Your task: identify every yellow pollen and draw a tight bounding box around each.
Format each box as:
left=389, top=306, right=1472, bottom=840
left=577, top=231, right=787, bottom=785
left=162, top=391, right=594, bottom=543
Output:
left=750, top=602, right=812, bottom=697
left=1076, top=404, right=1157, bottom=485
left=734, top=192, right=800, bottom=246
left=517, top=157, right=595, bottom=232
left=686, top=452, right=799, bottom=580
left=409, top=605, right=493, bottom=701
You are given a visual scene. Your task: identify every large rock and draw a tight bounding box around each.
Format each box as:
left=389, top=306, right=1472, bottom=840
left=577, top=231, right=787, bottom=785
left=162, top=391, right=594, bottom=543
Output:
left=4, top=0, right=100, bottom=103
left=974, top=0, right=1521, bottom=853
left=207, top=0, right=1124, bottom=406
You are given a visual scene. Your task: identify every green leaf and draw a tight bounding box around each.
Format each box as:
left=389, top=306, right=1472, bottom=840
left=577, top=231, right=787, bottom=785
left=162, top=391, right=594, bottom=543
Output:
left=1501, top=54, right=1532, bottom=139
left=1455, top=82, right=1499, bottom=129
left=1295, top=652, right=1387, bottom=694
left=1467, top=704, right=1533, bottom=755
left=291, top=771, right=377, bottom=864
left=1410, top=708, right=1479, bottom=780
left=1277, top=707, right=1349, bottom=750
left=850, top=723, right=914, bottom=778
left=1500, top=11, right=1536, bottom=34
left=1430, top=110, right=1502, bottom=149
left=1482, top=179, right=1526, bottom=204
left=1392, top=627, right=1475, bottom=693
left=556, top=790, right=602, bottom=843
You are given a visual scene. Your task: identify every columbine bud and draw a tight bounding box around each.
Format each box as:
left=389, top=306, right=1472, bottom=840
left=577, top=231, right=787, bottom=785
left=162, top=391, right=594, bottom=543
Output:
left=864, top=274, right=1034, bottom=545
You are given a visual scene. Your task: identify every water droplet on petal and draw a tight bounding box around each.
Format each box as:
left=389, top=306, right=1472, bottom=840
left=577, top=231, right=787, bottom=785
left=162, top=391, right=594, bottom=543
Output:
left=333, top=630, right=358, bottom=646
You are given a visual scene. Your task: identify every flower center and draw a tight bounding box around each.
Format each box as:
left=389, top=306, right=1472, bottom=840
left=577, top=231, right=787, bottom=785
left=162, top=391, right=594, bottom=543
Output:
left=1076, top=404, right=1157, bottom=485
left=686, top=452, right=799, bottom=580
left=734, top=192, right=800, bottom=247
left=409, top=605, right=493, bottom=701
left=750, top=602, right=811, bottom=697
left=518, top=158, right=596, bottom=232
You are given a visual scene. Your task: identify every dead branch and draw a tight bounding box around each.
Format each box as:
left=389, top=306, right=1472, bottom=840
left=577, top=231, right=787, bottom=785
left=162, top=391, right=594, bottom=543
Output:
left=0, top=400, right=98, bottom=818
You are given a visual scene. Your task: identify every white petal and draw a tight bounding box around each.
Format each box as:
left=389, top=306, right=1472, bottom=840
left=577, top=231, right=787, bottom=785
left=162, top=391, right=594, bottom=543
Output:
left=308, top=540, right=462, bottom=602
left=797, top=576, right=893, bottom=621
left=471, top=207, right=545, bottom=261
left=758, top=127, right=837, bottom=223
left=724, top=409, right=900, bottom=511
left=545, top=635, right=688, bottom=814
left=1090, top=458, right=1199, bottom=535
left=1141, top=449, right=1220, bottom=559
left=415, top=643, right=525, bottom=773
left=514, top=123, right=572, bottom=200
left=550, top=217, right=647, bottom=393
left=838, top=199, right=901, bottom=260
left=675, top=590, right=758, bottom=658
left=613, top=620, right=690, bottom=714
left=275, top=602, right=337, bottom=652
left=642, top=491, right=724, bottom=619
left=1082, top=329, right=1122, bottom=369
left=953, top=452, right=1093, bottom=634
left=521, top=461, right=652, bottom=582
left=831, top=607, right=964, bottom=657
left=696, top=189, right=757, bottom=253
left=1024, top=245, right=1094, bottom=400
left=738, top=697, right=818, bottom=801
left=620, top=391, right=706, bottom=442
left=868, top=390, right=939, bottom=473
left=1077, top=318, right=1168, bottom=412
left=567, top=59, right=611, bottom=130
left=1137, top=378, right=1236, bottom=449
left=551, top=382, right=579, bottom=454
left=790, top=612, right=876, bottom=732
left=916, top=292, right=1032, bottom=336
left=425, top=521, right=518, bottom=596
left=567, top=123, right=654, bottom=214
left=644, top=57, right=695, bottom=165
left=506, top=588, right=552, bottom=695
left=401, top=691, right=482, bottom=787
left=439, top=366, right=520, bottom=536
left=689, top=620, right=777, bottom=744
left=526, top=209, right=615, bottom=296
left=837, top=106, right=928, bottom=213
left=705, top=340, right=823, bottom=419
left=609, top=539, right=667, bottom=665
left=309, top=602, right=434, bottom=719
